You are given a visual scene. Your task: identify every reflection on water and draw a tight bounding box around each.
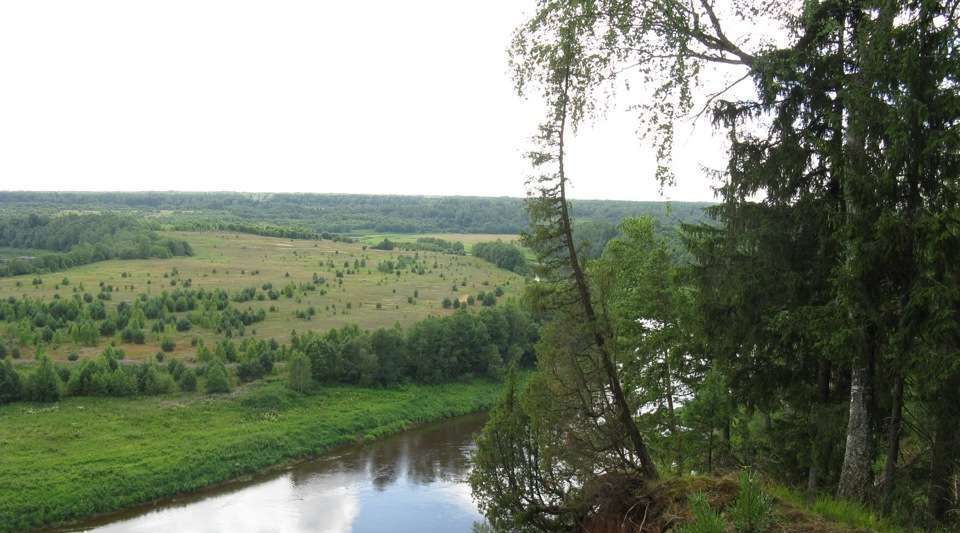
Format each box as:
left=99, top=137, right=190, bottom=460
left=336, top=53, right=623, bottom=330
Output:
left=59, top=413, right=488, bottom=533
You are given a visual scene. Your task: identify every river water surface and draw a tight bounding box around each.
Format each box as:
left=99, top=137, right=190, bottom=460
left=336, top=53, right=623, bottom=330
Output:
left=60, top=413, right=488, bottom=533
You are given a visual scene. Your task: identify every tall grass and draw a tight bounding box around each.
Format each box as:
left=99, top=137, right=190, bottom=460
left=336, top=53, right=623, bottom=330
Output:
left=676, top=492, right=725, bottom=533
left=765, top=483, right=904, bottom=533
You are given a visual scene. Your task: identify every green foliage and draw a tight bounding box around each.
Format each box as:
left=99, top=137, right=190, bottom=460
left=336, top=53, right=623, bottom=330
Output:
left=480, top=292, right=496, bottom=306
left=286, top=351, right=312, bottom=393
left=0, top=213, right=192, bottom=277
left=0, top=359, right=22, bottom=404
left=397, top=237, right=465, bottom=255
left=472, top=241, right=527, bottom=274
left=204, top=361, right=231, bottom=394
left=26, top=356, right=62, bottom=402
left=572, top=219, right=619, bottom=259
left=138, top=363, right=175, bottom=396
left=0, top=379, right=504, bottom=531
left=765, top=484, right=900, bottom=533
left=470, top=369, right=566, bottom=531
left=178, top=368, right=197, bottom=392
left=494, top=0, right=960, bottom=527
left=237, top=351, right=273, bottom=382
left=0, top=191, right=709, bottom=236
left=676, top=492, right=724, bottom=533
left=101, top=368, right=138, bottom=397
left=371, top=238, right=395, bottom=250
left=66, top=359, right=104, bottom=396
left=729, top=470, right=773, bottom=533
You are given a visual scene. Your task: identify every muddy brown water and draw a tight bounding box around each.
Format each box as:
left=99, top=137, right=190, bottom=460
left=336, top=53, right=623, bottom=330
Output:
left=55, top=413, right=489, bottom=533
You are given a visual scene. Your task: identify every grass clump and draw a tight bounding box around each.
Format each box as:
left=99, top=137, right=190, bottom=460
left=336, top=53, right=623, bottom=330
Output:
left=677, top=492, right=724, bottom=533
left=675, top=470, right=774, bottom=533
left=765, top=483, right=903, bottom=533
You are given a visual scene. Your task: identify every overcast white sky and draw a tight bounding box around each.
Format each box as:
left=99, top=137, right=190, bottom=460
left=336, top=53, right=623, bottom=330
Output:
left=0, top=1, right=736, bottom=202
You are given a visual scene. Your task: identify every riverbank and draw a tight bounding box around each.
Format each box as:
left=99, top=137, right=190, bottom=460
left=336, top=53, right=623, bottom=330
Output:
left=0, top=377, right=504, bottom=532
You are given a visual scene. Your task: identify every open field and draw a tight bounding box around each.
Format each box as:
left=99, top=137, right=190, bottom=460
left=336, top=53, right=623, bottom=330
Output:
left=0, top=377, right=505, bottom=532
left=0, top=231, right=524, bottom=362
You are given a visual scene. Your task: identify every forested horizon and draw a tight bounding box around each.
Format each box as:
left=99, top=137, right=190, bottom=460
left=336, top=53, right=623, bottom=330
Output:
left=0, top=191, right=712, bottom=234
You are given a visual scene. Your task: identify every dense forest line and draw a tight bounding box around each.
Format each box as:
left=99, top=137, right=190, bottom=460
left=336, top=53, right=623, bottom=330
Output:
left=0, top=191, right=711, bottom=235
left=0, top=214, right=193, bottom=277
left=469, top=1, right=960, bottom=531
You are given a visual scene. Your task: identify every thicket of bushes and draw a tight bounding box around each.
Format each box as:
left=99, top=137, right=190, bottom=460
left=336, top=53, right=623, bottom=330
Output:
left=395, top=237, right=465, bottom=255
left=288, top=303, right=537, bottom=388
left=472, top=241, right=527, bottom=274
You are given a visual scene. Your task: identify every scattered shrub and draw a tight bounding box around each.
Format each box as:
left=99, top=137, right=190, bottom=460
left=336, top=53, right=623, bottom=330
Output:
left=27, top=356, right=62, bottom=403
left=178, top=368, right=198, bottom=392
left=237, top=352, right=273, bottom=382
left=0, top=359, right=22, bottom=404
left=102, top=368, right=137, bottom=397
left=205, top=361, right=231, bottom=394
left=729, top=469, right=773, bottom=533
left=287, top=351, right=312, bottom=393
left=139, top=364, right=175, bottom=396
left=66, top=360, right=104, bottom=396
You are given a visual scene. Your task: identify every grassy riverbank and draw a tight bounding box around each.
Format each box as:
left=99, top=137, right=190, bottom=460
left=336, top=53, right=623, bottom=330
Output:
left=0, top=377, right=503, bottom=532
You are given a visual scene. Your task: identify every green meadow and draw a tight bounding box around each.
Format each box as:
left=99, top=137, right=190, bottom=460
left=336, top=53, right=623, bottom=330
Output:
left=0, top=377, right=504, bottom=532
left=0, top=231, right=523, bottom=362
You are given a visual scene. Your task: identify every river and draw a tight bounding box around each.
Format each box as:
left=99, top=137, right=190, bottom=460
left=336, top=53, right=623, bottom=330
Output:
left=57, top=413, right=489, bottom=533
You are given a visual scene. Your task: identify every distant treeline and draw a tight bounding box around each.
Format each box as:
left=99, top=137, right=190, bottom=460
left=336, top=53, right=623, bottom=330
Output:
left=157, top=220, right=354, bottom=242
left=0, top=191, right=712, bottom=235
left=0, top=214, right=193, bottom=277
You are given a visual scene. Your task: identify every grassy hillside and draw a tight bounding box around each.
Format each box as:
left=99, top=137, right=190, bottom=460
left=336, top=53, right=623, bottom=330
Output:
left=0, top=231, right=523, bottom=362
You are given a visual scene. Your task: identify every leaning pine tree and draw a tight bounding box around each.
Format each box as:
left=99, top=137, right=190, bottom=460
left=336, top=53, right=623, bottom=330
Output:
left=471, top=8, right=658, bottom=531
